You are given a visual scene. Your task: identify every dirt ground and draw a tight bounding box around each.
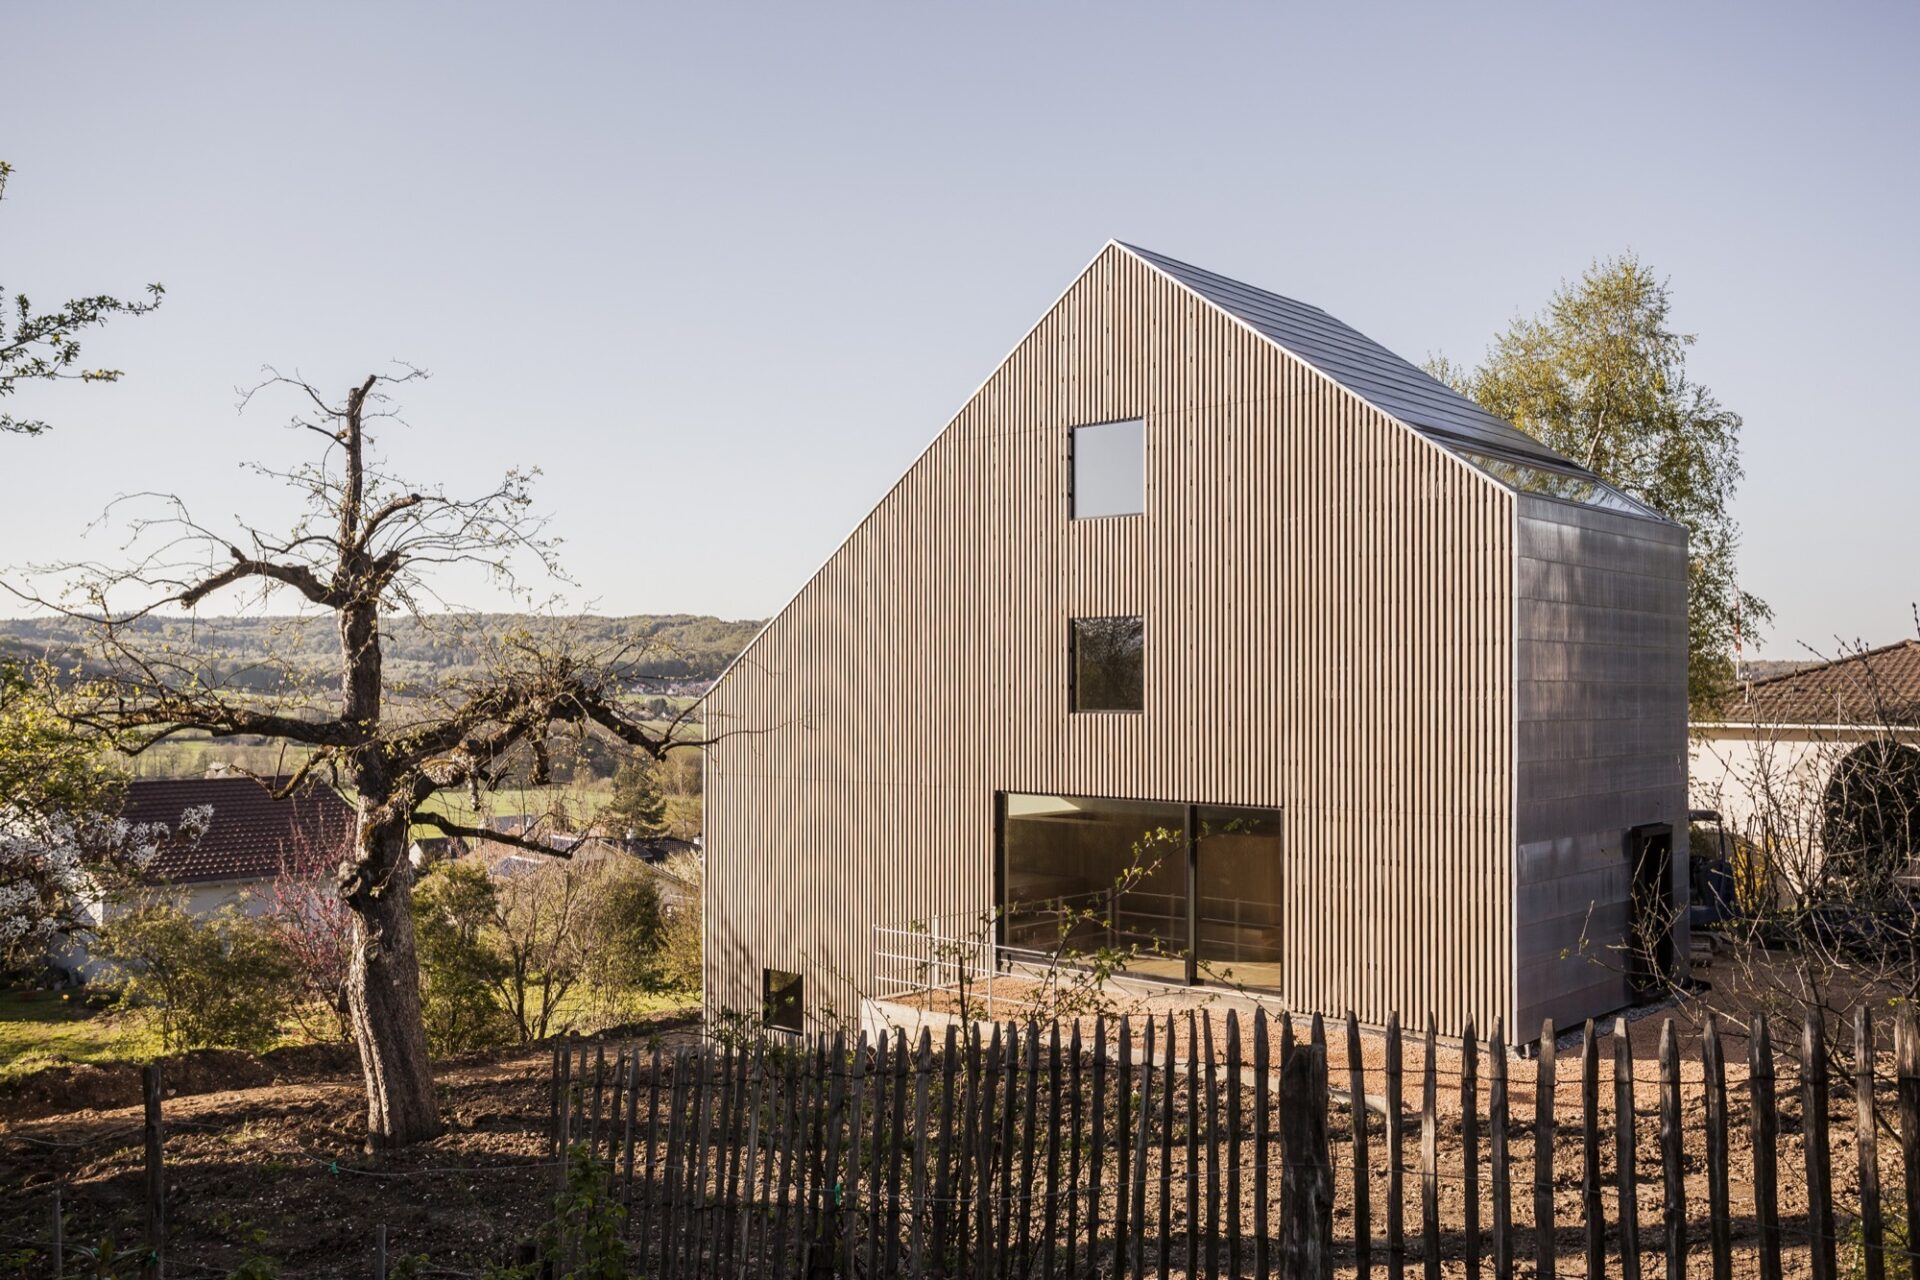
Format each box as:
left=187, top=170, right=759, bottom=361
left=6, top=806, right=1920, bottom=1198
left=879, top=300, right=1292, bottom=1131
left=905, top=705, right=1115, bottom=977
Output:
left=872, top=962, right=1891, bottom=1279
left=0, top=1015, right=703, bottom=1278
left=2, top=961, right=1899, bottom=1280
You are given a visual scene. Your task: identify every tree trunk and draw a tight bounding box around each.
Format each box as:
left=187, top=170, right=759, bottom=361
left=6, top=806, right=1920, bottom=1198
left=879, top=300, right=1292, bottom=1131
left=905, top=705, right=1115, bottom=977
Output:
left=344, top=816, right=442, bottom=1147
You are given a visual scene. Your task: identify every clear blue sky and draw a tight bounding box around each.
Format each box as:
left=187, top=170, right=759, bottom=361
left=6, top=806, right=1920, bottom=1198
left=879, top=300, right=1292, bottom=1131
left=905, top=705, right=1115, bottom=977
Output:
left=5, top=3, right=1914, bottom=658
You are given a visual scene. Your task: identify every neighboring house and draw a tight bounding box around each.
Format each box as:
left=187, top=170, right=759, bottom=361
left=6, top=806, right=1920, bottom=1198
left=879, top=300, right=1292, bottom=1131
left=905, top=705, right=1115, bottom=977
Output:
left=62, top=774, right=355, bottom=979
left=1690, top=640, right=1920, bottom=885
left=408, top=834, right=471, bottom=869
left=117, top=774, right=356, bottom=917
left=703, top=241, right=1689, bottom=1040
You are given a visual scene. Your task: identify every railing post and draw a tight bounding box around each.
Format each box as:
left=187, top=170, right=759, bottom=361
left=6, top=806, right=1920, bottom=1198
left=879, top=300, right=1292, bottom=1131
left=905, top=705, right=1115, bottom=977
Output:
left=987, top=936, right=995, bottom=1021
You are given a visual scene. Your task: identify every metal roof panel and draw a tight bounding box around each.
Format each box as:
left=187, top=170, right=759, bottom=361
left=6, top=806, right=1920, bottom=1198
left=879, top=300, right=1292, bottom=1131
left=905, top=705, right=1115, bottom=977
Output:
left=1118, top=242, right=1576, bottom=465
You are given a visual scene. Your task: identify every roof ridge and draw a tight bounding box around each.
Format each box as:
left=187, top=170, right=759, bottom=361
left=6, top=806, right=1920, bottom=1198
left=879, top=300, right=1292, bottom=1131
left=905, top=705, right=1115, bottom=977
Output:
left=1113, top=242, right=1331, bottom=316
left=1744, top=637, right=1920, bottom=688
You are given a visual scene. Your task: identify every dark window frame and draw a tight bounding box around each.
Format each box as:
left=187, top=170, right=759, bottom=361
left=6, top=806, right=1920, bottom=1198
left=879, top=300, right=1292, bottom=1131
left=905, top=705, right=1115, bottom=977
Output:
left=1068, top=614, right=1145, bottom=714
left=1068, top=418, right=1146, bottom=520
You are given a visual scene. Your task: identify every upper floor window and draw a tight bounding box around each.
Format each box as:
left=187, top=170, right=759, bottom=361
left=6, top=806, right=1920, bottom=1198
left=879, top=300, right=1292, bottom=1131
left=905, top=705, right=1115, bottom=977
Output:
left=1071, top=616, right=1144, bottom=712
left=1070, top=419, right=1144, bottom=518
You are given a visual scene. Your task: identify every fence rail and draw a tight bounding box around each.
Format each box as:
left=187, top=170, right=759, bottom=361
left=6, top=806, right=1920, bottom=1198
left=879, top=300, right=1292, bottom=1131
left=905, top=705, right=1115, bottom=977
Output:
left=548, top=1003, right=1920, bottom=1280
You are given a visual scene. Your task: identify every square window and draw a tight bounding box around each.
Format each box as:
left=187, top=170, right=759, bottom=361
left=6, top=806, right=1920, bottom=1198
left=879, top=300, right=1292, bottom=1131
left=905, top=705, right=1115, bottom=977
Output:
left=762, top=967, right=803, bottom=1033
left=1070, top=419, right=1144, bottom=518
left=1071, top=616, right=1144, bottom=712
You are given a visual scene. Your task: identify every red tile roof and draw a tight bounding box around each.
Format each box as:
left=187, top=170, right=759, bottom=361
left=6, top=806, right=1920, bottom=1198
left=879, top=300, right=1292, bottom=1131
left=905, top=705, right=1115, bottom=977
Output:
left=122, top=775, right=356, bottom=885
left=1720, top=640, right=1920, bottom=727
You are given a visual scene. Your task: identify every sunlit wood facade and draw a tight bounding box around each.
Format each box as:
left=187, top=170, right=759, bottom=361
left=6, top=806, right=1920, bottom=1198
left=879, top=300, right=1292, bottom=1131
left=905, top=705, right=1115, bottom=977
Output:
left=702, top=242, right=1688, bottom=1039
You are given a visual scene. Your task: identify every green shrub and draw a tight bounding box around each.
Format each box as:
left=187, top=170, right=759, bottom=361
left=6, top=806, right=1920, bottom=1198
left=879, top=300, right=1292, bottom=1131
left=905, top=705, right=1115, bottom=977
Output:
left=583, top=868, right=667, bottom=995
left=96, top=901, right=298, bottom=1053
left=654, top=853, right=703, bottom=992
left=1845, top=1205, right=1908, bottom=1280
left=412, top=862, right=514, bottom=1054
left=485, top=1146, right=628, bottom=1279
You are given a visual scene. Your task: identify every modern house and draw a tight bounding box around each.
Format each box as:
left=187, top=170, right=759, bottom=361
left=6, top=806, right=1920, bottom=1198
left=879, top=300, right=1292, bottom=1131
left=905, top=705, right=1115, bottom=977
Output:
left=703, top=241, right=1689, bottom=1039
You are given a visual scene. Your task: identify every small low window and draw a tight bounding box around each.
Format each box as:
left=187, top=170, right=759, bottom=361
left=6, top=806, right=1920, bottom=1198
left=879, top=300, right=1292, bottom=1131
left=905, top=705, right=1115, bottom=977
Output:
left=1071, top=616, right=1144, bottom=712
left=1070, top=419, right=1144, bottom=518
left=762, top=968, right=803, bottom=1033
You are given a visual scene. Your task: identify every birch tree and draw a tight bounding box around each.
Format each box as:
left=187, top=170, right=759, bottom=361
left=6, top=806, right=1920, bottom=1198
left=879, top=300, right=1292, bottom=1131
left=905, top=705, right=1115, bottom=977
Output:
left=1433, top=254, right=1766, bottom=710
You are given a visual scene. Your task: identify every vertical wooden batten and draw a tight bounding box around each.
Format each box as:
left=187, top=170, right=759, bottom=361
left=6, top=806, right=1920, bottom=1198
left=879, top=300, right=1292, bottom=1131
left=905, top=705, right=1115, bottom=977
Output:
left=703, top=241, right=1683, bottom=1039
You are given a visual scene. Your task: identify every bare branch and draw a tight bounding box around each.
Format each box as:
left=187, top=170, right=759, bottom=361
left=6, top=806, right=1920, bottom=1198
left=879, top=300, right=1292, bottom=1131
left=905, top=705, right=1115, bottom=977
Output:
left=412, top=810, right=573, bottom=860
left=177, top=546, right=340, bottom=609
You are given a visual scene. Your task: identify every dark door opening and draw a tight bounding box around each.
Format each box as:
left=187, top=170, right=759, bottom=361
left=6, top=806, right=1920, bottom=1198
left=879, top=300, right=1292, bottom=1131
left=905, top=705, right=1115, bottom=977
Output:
left=1628, top=823, right=1676, bottom=999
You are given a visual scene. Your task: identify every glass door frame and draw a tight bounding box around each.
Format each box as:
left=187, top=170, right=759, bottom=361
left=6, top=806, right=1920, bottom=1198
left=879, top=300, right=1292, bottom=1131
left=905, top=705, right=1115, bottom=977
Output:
left=993, top=790, right=1282, bottom=990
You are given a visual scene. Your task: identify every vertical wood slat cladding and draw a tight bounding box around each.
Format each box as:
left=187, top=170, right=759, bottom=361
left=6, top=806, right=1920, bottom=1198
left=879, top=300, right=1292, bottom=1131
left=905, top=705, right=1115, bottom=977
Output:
left=703, top=244, right=1516, bottom=1036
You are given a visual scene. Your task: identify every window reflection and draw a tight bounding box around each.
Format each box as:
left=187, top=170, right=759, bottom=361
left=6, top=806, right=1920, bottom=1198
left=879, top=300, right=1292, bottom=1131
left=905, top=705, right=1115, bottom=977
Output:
left=1001, top=794, right=1187, bottom=980
left=999, top=793, right=1284, bottom=991
left=1194, top=807, right=1284, bottom=990
left=1071, top=617, right=1144, bottom=712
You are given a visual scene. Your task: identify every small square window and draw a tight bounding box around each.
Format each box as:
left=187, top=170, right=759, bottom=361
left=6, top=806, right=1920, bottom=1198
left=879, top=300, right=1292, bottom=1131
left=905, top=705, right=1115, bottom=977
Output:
left=762, top=967, right=803, bottom=1033
left=1070, top=616, right=1144, bottom=712
left=1070, top=419, right=1144, bottom=518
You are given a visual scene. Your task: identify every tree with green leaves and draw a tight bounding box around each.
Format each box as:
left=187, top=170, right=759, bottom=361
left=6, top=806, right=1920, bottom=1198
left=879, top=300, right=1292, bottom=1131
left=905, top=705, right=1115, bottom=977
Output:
left=1433, top=254, right=1766, bottom=709
left=96, top=900, right=299, bottom=1052
left=411, top=861, right=515, bottom=1055
left=0, top=161, right=163, bottom=436
left=599, top=755, right=668, bottom=838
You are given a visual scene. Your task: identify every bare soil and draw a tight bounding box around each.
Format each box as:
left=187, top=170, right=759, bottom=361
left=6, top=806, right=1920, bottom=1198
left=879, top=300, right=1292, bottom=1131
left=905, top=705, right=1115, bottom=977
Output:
left=2, top=958, right=1895, bottom=1279
left=0, top=1014, right=702, bottom=1278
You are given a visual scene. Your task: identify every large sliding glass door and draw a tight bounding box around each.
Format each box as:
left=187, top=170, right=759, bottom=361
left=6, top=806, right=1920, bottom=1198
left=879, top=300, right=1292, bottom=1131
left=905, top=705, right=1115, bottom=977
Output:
left=999, top=794, right=1188, bottom=979
left=998, top=792, right=1283, bottom=990
left=1193, top=807, right=1284, bottom=989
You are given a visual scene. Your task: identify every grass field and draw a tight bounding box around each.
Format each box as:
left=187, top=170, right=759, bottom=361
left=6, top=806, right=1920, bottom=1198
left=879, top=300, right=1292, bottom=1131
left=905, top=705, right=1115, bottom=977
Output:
left=0, top=980, right=696, bottom=1084
left=0, top=988, right=159, bottom=1080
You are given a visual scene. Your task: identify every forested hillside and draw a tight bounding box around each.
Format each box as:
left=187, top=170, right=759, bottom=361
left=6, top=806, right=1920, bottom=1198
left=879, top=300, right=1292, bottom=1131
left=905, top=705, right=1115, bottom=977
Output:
left=0, top=613, right=761, bottom=691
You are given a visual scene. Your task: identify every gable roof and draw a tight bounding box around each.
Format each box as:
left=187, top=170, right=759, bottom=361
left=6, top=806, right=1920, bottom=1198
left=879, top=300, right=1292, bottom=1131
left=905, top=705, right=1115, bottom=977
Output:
left=122, top=775, right=356, bottom=885
left=711, top=240, right=1666, bottom=692
left=1716, top=640, right=1920, bottom=727
left=1119, top=242, right=1575, bottom=467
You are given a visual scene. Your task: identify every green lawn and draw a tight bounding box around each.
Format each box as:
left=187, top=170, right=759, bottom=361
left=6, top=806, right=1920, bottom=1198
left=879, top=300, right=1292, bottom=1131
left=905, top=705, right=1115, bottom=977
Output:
left=0, top=987, right=158, bottom=1080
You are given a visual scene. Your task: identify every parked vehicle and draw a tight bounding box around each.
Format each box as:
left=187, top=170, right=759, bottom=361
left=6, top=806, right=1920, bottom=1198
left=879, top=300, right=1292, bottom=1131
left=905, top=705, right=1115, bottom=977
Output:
left=1688, top=808, right=1739, bottom=930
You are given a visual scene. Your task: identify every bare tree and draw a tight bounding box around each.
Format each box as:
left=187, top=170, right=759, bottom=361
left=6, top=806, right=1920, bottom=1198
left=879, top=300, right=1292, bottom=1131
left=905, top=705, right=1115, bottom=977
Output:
left=18, top=370, right=708, bottom=1145
left=485, top=848, right=602, bottom=1043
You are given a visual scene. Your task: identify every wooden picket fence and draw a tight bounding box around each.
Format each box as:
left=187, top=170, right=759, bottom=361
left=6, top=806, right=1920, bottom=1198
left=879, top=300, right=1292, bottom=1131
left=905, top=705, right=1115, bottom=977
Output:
left=550, top=1004, right=1920, bottom=1280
